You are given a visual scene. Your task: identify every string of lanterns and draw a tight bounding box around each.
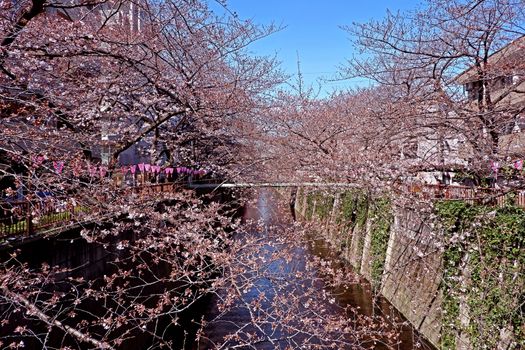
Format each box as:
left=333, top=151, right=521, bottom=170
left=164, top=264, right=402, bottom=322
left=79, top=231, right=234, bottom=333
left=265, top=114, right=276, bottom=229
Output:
left=30, top=156, right=207, bottom=178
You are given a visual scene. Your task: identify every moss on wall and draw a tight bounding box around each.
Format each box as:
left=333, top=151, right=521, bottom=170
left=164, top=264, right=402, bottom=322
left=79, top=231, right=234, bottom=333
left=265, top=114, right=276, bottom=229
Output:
left=299, top=189, right=524, bottom=349
left=300, top=189, right=391, bottom=288
left=305, top=192, right=316, bottom=220
left=336, top=190, right=369, bottom=228
left=336, top=190, right=367, bottom=256
left=368, top=198, right=392, bottom=287
left=315, top=193, right=335, bottom=221
left=436, top=201, right=525, bottom=349
left=303, top=191, right=335, bottom=221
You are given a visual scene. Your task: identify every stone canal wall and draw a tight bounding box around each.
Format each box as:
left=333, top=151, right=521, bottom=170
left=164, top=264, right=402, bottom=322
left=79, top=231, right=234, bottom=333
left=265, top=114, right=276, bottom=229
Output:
left=294, top=188, right=524, bottom=350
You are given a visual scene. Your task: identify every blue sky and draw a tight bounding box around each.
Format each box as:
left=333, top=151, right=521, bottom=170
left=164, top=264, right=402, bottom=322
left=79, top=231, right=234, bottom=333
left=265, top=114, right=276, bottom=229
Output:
left=211, top=1, right=421, bottom=96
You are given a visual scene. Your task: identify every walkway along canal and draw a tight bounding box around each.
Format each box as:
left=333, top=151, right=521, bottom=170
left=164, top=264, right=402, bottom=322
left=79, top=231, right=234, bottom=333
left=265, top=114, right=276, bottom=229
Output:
left=196, top=189, right=434, bottom=349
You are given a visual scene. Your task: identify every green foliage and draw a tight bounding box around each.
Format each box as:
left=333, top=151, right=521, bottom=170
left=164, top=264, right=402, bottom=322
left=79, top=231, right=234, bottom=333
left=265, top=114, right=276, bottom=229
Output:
left=302, top=191, right=335, bottom=221
left=305, top=192, right=316, bottom=220
left=337, top=190, right=358, bottom=225
left=436, top=201, right=468, bottom=349
left=337, top=190, right=368, bottom=228
left=368, top=198, right=392, bottom=288
left=315, top=193, right=334, bottom=221
left=303, top=189, right=392, bottom=289
left=334, top=190, right=369, bottom=266
left=436, top=201, right=525, bottom=349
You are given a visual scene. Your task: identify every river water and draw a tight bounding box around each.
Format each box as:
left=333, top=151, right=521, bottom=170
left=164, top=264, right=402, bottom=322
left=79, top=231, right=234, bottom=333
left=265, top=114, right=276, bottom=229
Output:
left=196, top=189, right=435, bottom=349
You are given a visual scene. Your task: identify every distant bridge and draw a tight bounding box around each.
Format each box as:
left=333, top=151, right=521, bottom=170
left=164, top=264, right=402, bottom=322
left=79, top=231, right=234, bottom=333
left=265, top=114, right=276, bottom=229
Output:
left=188, top=182, right=361, bottom=189
left=3, top=180, right=524, bottom=242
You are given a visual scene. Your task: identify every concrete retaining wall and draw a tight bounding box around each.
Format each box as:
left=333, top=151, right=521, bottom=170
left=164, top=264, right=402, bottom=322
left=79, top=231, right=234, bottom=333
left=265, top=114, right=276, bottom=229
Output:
left=294, top=188, right=443, bottom=348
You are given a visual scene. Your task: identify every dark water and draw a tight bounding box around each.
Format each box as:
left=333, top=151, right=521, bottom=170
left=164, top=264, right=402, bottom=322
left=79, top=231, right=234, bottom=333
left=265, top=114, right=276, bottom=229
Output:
left=197, top=189, right=435, bottom=349
left=306, top=237, right=435, bottom=350
left=0, top=225, right=206, bottom=350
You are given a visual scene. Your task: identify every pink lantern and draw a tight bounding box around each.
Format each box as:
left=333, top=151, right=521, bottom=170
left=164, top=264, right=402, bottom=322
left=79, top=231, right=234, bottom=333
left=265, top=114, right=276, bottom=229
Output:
left=53, top=161, right=64, bottom=174
left=138, top=163, right=145, bottom=172
left=144, top=163, right=151, bottom=172
left=88, top=164, right=97, bottom=177
left=99, top=166, right=107, bottom=178
left=130, top=165, right=137, bottom=174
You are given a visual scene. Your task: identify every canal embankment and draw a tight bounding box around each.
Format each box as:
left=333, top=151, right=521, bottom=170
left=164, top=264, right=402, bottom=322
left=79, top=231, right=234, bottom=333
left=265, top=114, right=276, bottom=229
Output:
left=294, top=187, right=524, bottom=350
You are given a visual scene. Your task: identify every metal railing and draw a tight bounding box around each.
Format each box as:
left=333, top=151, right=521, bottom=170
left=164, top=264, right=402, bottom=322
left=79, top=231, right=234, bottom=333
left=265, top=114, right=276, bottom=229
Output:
left=0, top=197, right=83, bottom=239
left=0, top=182, right=179, bottom=240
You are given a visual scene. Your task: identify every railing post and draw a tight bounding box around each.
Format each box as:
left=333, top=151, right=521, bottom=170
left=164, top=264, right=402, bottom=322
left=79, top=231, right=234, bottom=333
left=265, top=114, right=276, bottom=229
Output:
left=69, top=199, right=74, bottom=222
left=25, top=201, right=33, bottom=236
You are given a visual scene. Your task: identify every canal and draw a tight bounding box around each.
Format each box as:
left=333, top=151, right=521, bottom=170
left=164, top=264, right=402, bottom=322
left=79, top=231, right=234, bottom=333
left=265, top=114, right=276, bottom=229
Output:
left=0, top=189, right=435, bottom=349
left=196, top=189, right=435, bottom=349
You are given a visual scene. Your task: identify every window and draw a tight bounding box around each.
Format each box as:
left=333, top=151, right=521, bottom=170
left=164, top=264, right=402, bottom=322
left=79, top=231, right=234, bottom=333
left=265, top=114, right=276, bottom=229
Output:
left=464, top=81, right=483, bottom=102
left=493, top=76, right=514, bottom=90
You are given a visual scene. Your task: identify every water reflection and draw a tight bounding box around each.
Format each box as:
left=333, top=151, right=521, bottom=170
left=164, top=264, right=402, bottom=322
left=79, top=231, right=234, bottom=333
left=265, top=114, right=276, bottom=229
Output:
left=307, top=237, right=434, bottom=349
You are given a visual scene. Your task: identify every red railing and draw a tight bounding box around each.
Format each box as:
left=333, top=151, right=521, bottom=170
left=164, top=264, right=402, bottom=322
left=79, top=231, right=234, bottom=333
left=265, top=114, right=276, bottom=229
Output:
left=404, top=184, right=518, bottom=207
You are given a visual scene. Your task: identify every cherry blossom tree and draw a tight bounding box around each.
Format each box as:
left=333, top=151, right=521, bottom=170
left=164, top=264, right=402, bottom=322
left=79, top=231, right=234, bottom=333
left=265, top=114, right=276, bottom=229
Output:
left=0, top=0, right=291, bottom=348
left=341, top=0, right=525, bottom=176
left=0, top=0, right=407, bottom=349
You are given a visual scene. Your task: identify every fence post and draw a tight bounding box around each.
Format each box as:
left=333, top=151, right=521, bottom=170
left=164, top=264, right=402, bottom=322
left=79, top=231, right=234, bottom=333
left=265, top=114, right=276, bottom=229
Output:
left=69, top=199, right=74, bottom=221
left=25, top=201, right=33, bottom=236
